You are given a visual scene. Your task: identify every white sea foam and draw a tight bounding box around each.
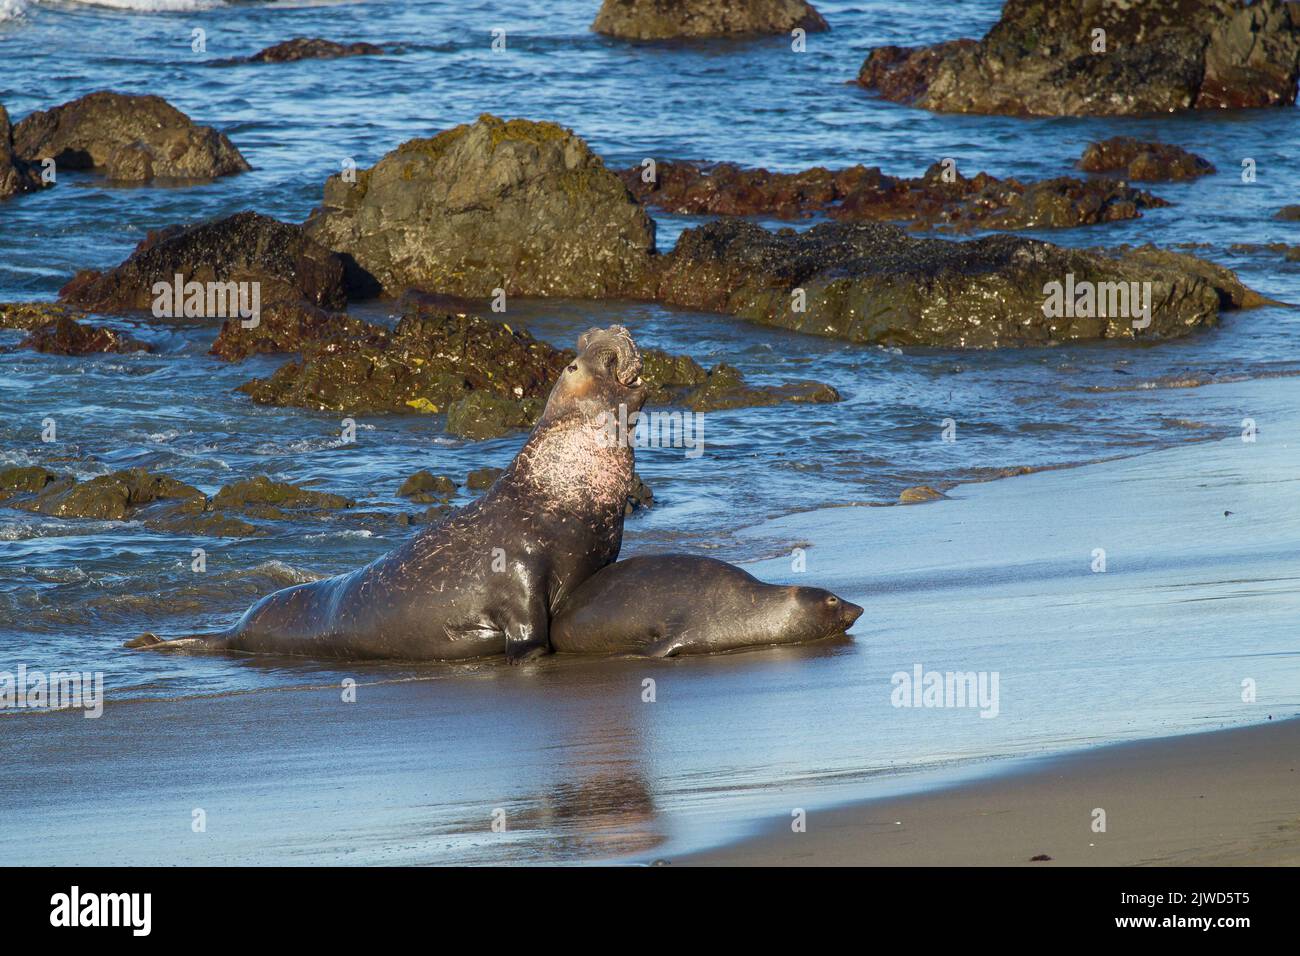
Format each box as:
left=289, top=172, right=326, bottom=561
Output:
left=2, top=0, right=228, bottom=20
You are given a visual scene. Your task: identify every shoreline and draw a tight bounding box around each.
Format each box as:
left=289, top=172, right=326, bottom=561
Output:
left=674, top=716, right=1300, bottom=866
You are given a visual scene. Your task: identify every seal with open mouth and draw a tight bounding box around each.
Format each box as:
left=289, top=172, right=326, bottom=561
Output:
left=127, top=325, right=647, bottom=662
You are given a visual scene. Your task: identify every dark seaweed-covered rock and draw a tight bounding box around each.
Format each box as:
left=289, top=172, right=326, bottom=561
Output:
left=397, top=470, right=457, bottom=502
left=304, top=114, right=656, bottom=298
left=640, top=219, right=1260, bottom=347
left=857, top=0, right=1300, bottom=116
left=239, top=305, right=839, bottom=429
left=624, top=473, right=654, bottom=515
left=0, top=466, right=365, bottom=537
left=1079, top=138, right=1215, bottom=180
left=592, top=0, right=827, bottom=39
left=14, top=468, right=205, bottom=521
left=1276, top=205, right=1300, bottom=221
left=620, top=159, right=1166, bottom=230
left=640, top=348, right=839, bottom=410
left=243, top=38, right=385, bottom=63
left=13, top=91, right=250, bottom=181
left=59, top=211, right=349, bottom=316
left=238, top=309, right=568, bottom=415
left=17, top=315, right=149, bottom=355
left=446, top=391, right=541, bottom=440
left=1, top=105, right=48, bottom=202
left=0, top=302, right=86, bottom=331
left=466, top=466, right=504, bottom=490
left=210, top=475, right=353, bottom=518
left=0, top=466, right=60, bottom=501
left=210, top=300, right=370, bottom=361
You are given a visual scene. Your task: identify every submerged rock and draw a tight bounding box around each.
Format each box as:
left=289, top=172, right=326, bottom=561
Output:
left=304, top=113, right=656, bottom=298
left=640, top=219, right=1259, bottom=348
left=857, top=0, right=1300, bottom=116
left=1078, top=138, right=1215, bottom=181
left=592, top=0, right=827, bottom=39
left=1, top=105, right=49, bottom=202
left=242, top=38, right=385, bottom=62
left=899, top=485, right=946, bottom=503
left=13, top=91, right=250, bottom=180
left=59, top=211, right=349, bottom=316
left=17, top=315, right=150, bottom=355
left=1276, top=205, right=1300, bottom=221
left=620, top=159, right=1166, bottom=230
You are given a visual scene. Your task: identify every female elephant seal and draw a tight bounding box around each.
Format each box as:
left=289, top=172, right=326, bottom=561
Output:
left=551, top=554, right=863, bottom=657
left=128, top=325, right=646, bottom=663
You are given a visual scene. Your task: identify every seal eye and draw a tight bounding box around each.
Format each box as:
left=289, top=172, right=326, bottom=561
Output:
left=567, top=364, right=578, bottom=373
left=826, top=596, right=838, bottom=606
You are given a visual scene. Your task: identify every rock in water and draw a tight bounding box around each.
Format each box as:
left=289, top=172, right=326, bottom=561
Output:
left=592, top=0, right=828, bottom=39
left=18, top=315, right=150, bottom=355
left=243, top=38, right=385, bottom=62
left=13, top=91, right=250, bottom=181
left=640, top=219, right=1261, bottom=348
left=59, top=211, right=349, bottom=316
left=1078, top=138, right=1215, bottom=181
left=619, top=159, right=1167, bottom=230
left=857, top=0, right=1300, bottom=116
left=303, top=113, right=656, bottom=298
left=0, top=104, right=49, bottom=201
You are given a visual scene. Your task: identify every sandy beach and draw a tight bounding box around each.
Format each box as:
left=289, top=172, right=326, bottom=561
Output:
left=681, top=716, right=1300, bottom=866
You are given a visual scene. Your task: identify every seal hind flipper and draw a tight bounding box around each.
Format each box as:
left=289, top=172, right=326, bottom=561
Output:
left=124, top=631, right=230, bottom=651
left=123, top=632, right=164, bottom=649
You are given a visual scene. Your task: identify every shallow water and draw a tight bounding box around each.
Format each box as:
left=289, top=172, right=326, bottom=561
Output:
left=1, top=0, right=1299, bottom=862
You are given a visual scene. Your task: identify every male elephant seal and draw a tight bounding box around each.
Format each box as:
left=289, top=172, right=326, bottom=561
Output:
left=551, top=554, right=863, bottom=657
left=128, top=325, right=646, bottom=663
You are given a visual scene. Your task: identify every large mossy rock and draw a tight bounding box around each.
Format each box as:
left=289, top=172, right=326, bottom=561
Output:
left=857, top=0, right=1300, bottom=116
left=592, top=0, right=828, bottom=39
left=304, top=114, right=656, bottom=298
left=13, top=91, right=250, bottom=180
left=640, top=219, right=1263, bottom=348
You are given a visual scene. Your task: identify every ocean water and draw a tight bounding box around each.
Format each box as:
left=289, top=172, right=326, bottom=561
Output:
left=1, top=0, right=1299, bottom=863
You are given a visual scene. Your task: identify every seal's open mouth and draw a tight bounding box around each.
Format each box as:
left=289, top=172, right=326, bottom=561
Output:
left=579, top=324, right=643, bottom=389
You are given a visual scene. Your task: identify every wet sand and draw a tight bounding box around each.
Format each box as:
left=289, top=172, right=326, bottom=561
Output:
left=680, top=717, right=1300, bottom=866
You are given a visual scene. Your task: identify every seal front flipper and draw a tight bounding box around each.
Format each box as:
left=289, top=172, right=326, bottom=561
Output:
left=504, top=608, right=550, bottom=665
left=641, top=635, right=688, bottom=659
